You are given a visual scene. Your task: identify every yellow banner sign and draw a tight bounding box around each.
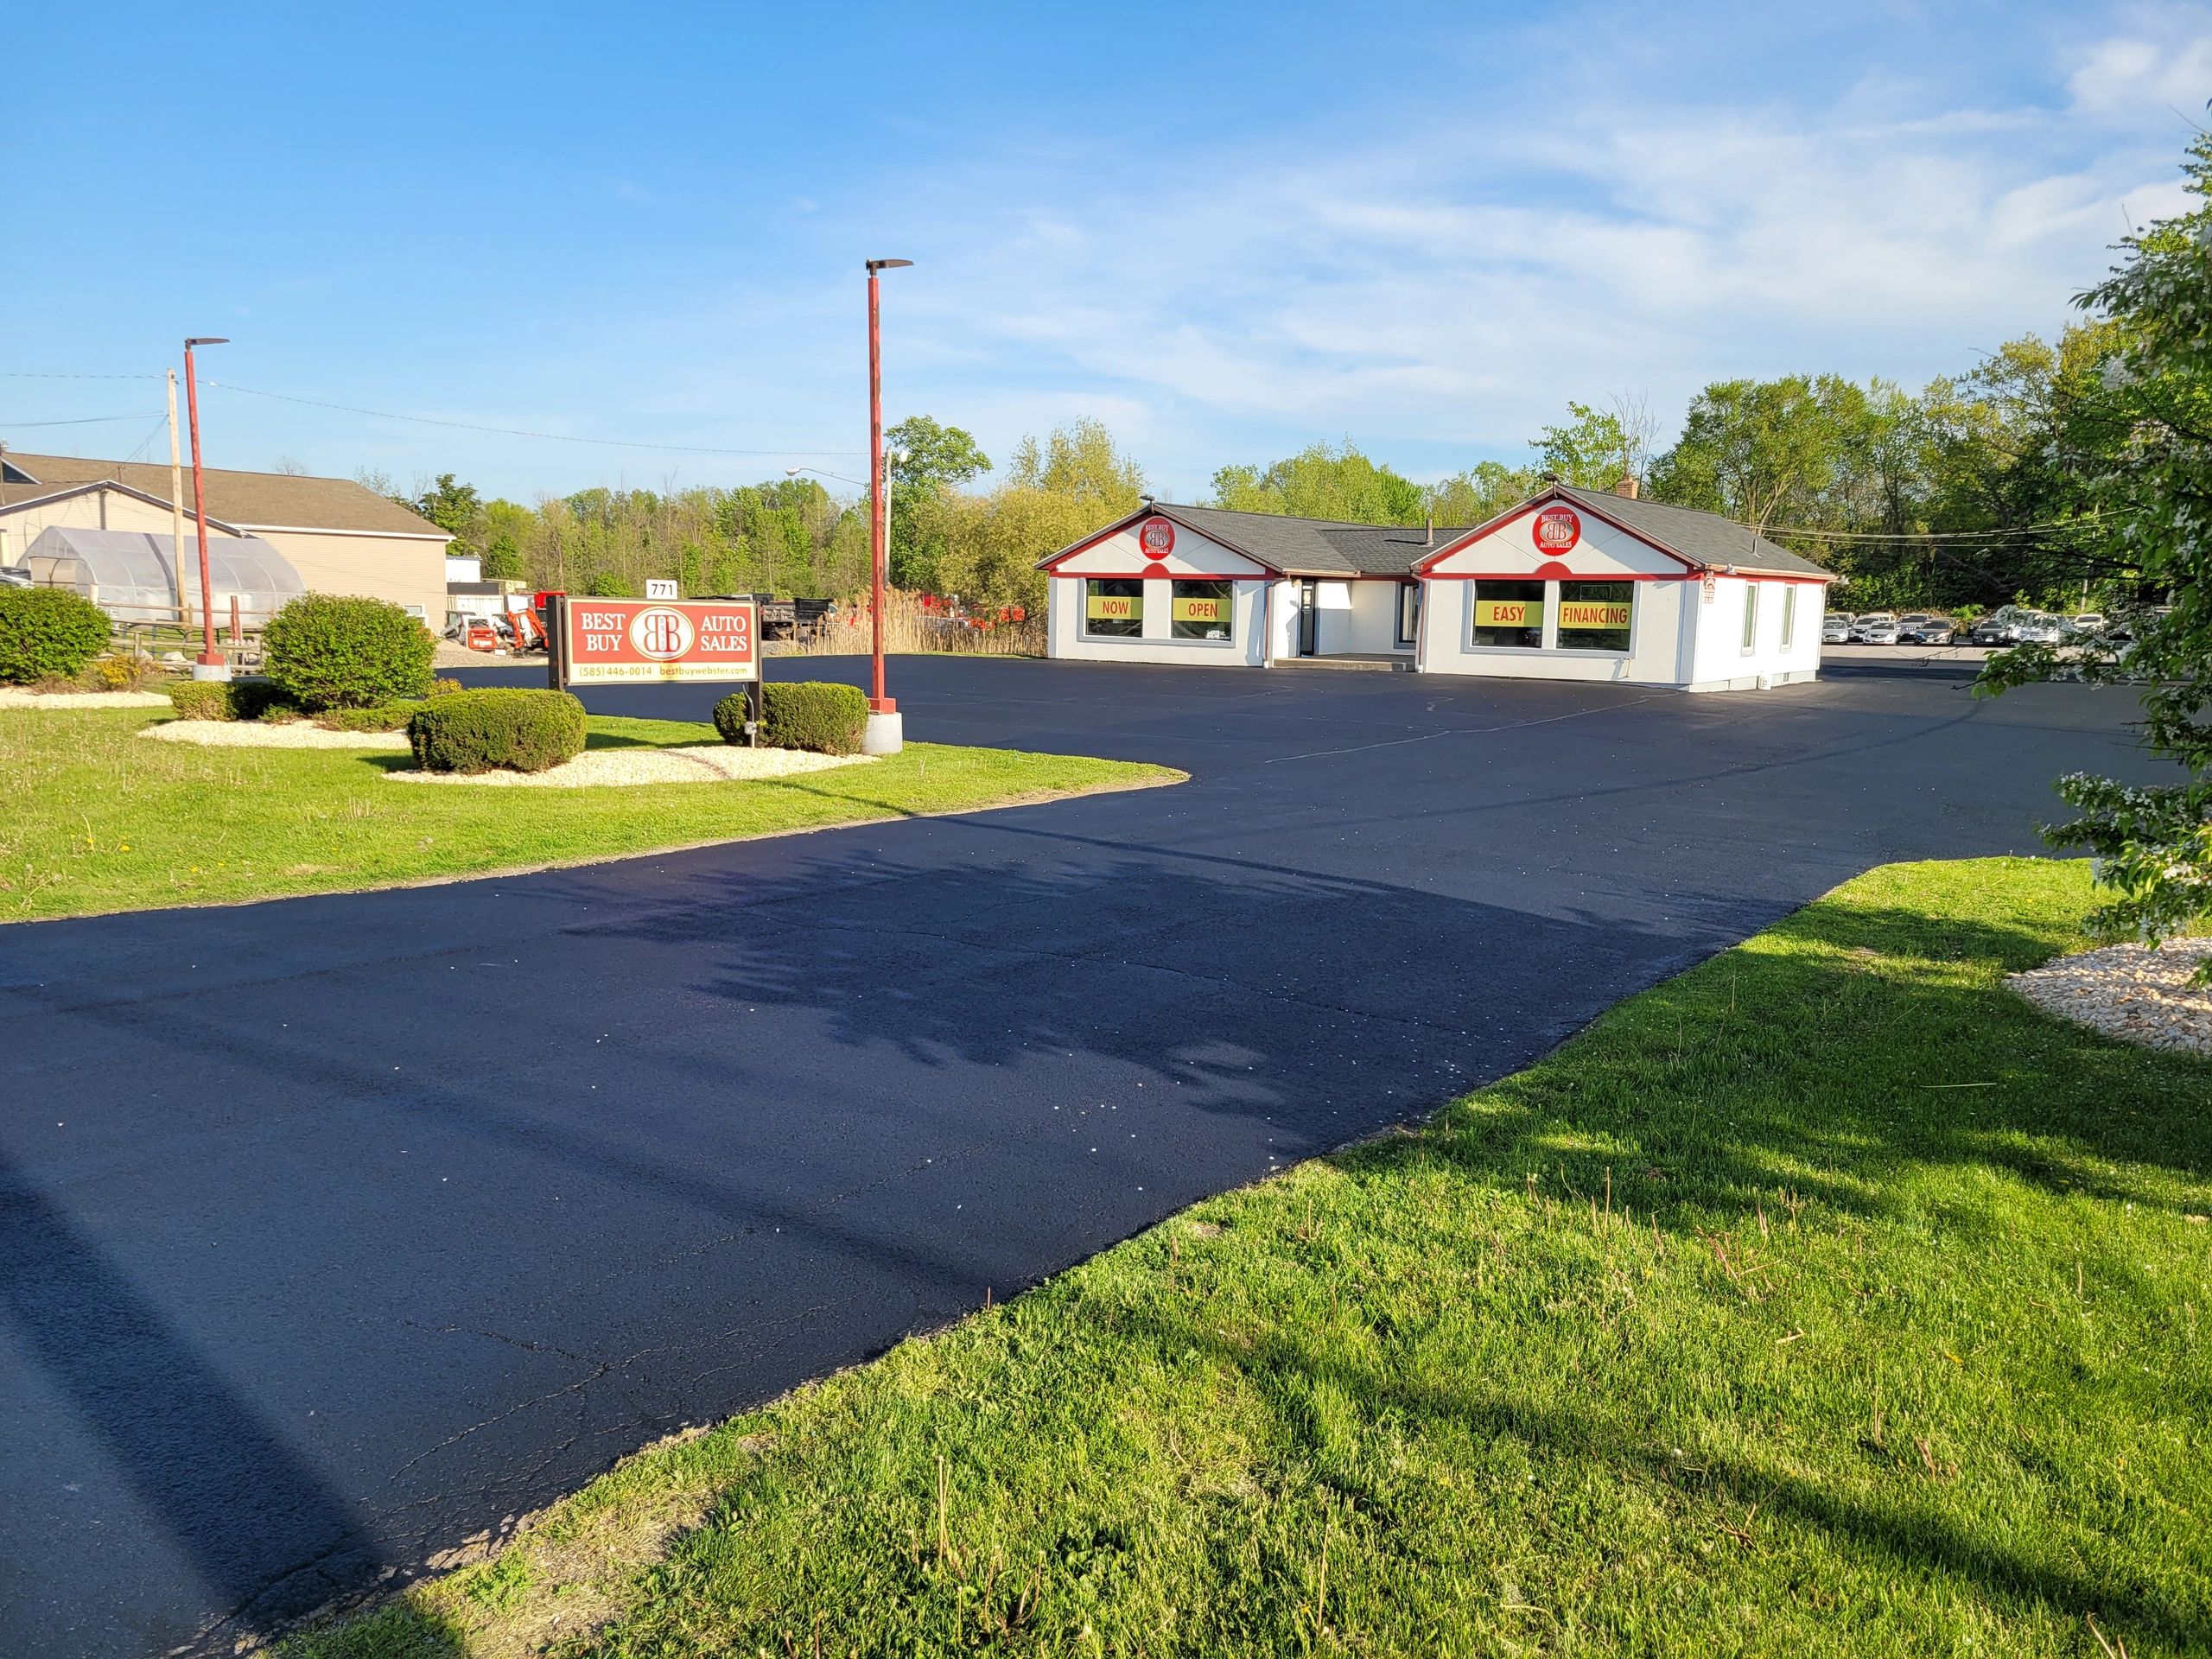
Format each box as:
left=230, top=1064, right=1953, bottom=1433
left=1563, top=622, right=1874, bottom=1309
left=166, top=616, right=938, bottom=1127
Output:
left=1086, top=594, right=1141, bottom=620
left=1171, top=595, right=1225, bottom=623
left=1473, top=597, right=1543, bottom=629
left=1559, top=601, right=1631, bottom=630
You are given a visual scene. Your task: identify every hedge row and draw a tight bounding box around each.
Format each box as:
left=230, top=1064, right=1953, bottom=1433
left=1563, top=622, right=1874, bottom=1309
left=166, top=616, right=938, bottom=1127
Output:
left=406, top=688, right=587, bottom=774
left=712, top=681, right=870, bottom=754
left=165, top=678, right=304, bottom=722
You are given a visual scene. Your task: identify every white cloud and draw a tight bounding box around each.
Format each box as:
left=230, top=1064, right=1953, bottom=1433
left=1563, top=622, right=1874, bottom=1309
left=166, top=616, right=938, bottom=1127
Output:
left=2069, top=25, right=2212, bottom=117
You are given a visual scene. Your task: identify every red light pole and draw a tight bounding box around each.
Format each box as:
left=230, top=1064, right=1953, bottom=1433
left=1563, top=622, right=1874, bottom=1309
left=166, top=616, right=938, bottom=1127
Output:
left=183, top=336, right=231, bottom=681
left=864, top=258, right=911, bottom=741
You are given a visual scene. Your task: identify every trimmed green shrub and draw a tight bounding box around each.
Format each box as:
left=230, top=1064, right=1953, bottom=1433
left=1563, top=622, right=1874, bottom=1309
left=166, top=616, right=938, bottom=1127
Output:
left=406, top=688, right=587, bottom=774
left=752, top=680, right=869, bottom=754
left=0, top=588, right=111, bottom=684
left=429, top=677, right=464, bottom=697
left=710, top=690, right=757, bottom=745
left=231, top=678, right=302, bottom=721
left=165, top=680, right=233, bottom=721
left=263, top=593, right=435, bottom=710
left=314, top=702, right=422, bottom=734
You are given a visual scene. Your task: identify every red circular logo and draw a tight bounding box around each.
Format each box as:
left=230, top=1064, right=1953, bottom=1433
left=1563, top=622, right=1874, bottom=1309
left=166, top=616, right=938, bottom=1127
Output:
left=629, top=606, right=695, bottom=660
left=1139, top=516, right=1175, bottom=557
left=1534, top=505, right=1581, bottom=555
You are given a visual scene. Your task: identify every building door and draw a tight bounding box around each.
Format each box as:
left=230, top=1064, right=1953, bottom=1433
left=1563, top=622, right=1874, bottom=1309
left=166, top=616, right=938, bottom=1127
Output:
left=1296, top=581, right=1319, bottom=656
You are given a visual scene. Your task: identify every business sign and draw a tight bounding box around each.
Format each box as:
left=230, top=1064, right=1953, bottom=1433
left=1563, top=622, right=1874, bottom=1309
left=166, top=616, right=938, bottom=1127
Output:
left=1086, top=591, right=1141, bottom=621
left=1170, top=594, right=1224, bottom=624
left=1473, top=596, right=1543, bottom=630
left=556, top=597, right=759, bottom=685
left=1533, top=505, right=1582, bottom=555
left=645, top=578, right=678, bottom=600
left=1138, top=516, right=1176, bottom=558
left=1559, top=599, right=1631, bottom=631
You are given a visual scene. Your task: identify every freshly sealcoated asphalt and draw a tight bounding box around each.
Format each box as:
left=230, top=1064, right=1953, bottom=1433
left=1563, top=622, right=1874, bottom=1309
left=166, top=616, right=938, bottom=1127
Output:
left=0, top=655, right=2165, bottom=1656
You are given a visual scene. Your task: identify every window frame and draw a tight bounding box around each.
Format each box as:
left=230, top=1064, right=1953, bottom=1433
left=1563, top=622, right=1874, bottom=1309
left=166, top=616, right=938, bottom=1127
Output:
left=1083, top=576, right=1144, bottom=639
left=1554, top=579, right=1635, bottom=656
left=1168, top=578, right=1236, bottom=645
left=1741, top=582, right=1760, bottom=654
left=1780, top=584, right=1796, bottom=649
left=1468, top=579, right=1548, bottom=652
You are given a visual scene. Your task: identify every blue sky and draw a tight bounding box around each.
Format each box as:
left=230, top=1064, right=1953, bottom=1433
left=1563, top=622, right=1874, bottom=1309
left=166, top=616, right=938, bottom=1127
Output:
left=5, top=1, right=2207, bottom=504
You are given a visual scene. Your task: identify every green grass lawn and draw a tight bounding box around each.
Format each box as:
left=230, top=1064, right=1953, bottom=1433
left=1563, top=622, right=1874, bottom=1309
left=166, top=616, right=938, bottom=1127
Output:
left=0, top=709, right=1179, bottom=921
left=285, top=857, right=2212, bottom=1659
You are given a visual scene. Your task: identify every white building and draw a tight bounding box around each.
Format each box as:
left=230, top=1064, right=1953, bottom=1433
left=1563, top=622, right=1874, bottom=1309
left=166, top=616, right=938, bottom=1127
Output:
left=1039, top=484, right=1834, bottom=692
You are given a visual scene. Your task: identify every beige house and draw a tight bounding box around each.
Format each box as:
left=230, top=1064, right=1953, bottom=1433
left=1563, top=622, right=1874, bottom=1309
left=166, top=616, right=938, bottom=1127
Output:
left=0, top=451, right=449, bottom=622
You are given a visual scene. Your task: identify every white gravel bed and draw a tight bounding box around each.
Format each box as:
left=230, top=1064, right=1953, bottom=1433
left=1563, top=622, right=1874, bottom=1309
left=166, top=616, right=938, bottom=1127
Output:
left=2008, top=939, right=2212, bottom=1057
left=386, top=744, right=874, bottom=787
left=0, top=687, right=176, bottom=709
left=139, top=721, right=409, bottom=750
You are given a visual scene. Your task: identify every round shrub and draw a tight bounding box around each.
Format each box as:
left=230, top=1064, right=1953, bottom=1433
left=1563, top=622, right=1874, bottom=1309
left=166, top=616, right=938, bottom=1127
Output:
left=0, top=587, right=111, bottom=684
left=229, top=677, right=302, bottom=722
left=406, top=688, right=586, bottom=774
left=263, top=593, right=435, bottom=710
left=736, top=680, right=870, bottom=754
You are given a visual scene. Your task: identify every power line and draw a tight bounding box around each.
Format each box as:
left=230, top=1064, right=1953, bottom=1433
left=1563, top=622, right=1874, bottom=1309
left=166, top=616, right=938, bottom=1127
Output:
left=0, top=413, right=165, bottom=428
left=201, top=380, right=864, bottom=458
left=1759, top=517, right=2108, bottom=543
left=1, top=370, right=862, bottom=457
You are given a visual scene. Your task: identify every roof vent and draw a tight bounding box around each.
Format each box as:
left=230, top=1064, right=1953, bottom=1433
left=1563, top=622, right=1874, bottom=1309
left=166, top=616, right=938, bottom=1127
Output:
left=1425, top=511, right=1433, bottom=548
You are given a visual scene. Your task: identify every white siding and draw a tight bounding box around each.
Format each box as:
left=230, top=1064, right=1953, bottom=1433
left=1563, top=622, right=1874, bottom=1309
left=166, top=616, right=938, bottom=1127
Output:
left=1048, top=575, right=1274, bottom=667
left=1417, top=576, right=1696, bottom=685
left=1682, top=576, right=1823, bottom=691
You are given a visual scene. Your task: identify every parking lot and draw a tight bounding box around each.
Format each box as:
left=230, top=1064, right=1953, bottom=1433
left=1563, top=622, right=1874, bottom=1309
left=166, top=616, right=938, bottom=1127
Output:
left=0, top=654, right=2172, bottom=1656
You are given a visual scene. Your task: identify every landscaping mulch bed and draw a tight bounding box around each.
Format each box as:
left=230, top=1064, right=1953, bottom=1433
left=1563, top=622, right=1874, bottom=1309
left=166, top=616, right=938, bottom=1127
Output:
left=386, top=745, right=874, bottom=787
left=2008, top=938, right=2212, bottom=1056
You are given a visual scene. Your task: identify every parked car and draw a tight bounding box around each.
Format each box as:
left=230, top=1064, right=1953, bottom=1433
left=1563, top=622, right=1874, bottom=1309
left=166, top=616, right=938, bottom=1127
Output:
left=2105, top=607, right=2171, bottom=644
left=1900, top=615, right=1956, bottom=645
left=1969, top=610, right=2018, bottom=645
left=1821, top=612, right=1853, bottom=645
left=0, top=565, right=32, bottom=589
left=2065, top=612, right=2107, bottom=637
left=2012, top=611, right=2067, bottom=645
left=1848, top=611, right=1898, bottom=642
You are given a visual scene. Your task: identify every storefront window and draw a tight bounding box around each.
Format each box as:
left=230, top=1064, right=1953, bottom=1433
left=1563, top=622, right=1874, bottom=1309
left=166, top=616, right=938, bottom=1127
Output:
left=1171, top=579, right=1233, bottom=642
left=1557, top=581, right=1633, bottom=652
left=1395, top=581, right=1421, bottom=647
left=1084, top=578, right=1142, bottom=638
left=1471, top=581, right=1545, bottom=649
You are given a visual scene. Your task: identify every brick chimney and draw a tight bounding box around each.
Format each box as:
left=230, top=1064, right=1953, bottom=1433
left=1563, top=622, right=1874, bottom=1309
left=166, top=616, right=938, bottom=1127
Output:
left=1616, top=475, right=1640, bottom=499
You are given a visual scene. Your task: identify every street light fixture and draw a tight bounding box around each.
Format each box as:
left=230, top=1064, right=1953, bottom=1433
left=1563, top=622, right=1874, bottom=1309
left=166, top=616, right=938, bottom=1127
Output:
left=862, top=258, right=912, bottom=743
left=182, top=337, right=230, bottom=681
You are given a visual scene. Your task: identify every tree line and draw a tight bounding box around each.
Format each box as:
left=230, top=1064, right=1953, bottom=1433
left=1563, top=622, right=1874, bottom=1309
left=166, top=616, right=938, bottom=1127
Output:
left=383, top=323, right=2126, bottom=622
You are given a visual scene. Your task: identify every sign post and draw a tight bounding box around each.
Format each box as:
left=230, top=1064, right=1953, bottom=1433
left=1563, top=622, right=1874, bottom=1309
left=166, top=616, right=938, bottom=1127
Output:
left=550, top=595, right=763, bottom=741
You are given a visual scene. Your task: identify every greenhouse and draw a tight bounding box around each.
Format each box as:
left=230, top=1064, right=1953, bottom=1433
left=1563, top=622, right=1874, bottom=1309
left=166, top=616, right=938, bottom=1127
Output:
left=22, top=525, right=305, bottom=628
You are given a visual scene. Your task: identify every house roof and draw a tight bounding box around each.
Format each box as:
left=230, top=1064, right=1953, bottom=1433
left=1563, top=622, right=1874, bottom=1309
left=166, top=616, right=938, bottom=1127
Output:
left=0, top=451, right=448, bottom=538
left=1145, top=502, right=1464, bottom=576
left=1041, top=488, right=1836, bottom=584
left=1547, top=486, right=1833, bottom=579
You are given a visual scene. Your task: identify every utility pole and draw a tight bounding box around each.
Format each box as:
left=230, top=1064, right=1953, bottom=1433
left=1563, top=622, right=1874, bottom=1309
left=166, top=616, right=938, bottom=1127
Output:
left=167, top=368, right=188, bottom=626
left=863, top=257, right=912, bottom=754
left=183, top=337, right=231, bottom=681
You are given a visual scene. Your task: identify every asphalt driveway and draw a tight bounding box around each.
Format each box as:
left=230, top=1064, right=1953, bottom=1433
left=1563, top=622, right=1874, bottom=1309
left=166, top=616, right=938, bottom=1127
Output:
left=0, top=655, right=2164, bottom=1656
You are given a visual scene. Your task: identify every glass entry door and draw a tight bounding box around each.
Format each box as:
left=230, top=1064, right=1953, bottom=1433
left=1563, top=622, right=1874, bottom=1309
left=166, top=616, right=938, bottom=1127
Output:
left=1296, top=581, right=1319, bottom=656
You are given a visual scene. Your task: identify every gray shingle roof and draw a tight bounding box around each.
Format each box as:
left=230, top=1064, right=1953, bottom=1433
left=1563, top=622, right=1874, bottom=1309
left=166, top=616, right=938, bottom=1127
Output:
left=1554, top=486, right=1833, bottom=579
left=0, top=451, right=447, bottom=538
left=1150, top=502, right=1460, bottom=577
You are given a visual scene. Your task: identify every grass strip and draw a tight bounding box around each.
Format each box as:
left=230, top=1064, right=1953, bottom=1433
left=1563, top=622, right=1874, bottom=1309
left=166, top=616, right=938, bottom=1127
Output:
left=0, top=709, right=1179, bottom=921
left=292, top=856, right=2212, bottom=1657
